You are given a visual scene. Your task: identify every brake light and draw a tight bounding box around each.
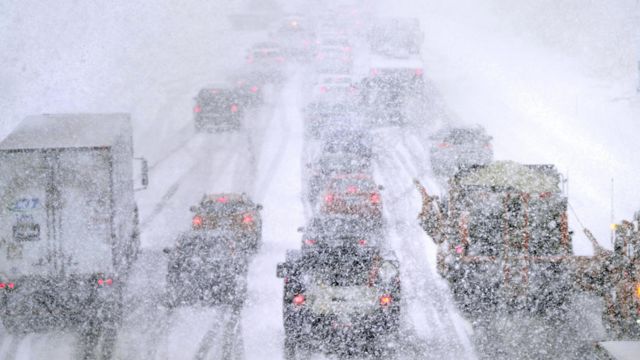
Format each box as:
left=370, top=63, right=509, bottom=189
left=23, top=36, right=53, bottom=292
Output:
left=437, top=143, right=450, bottom=149
left=379, top=294, right=392, bottom=306
left=415, top=68, right=423, bottom=76
left=292, top=294, right=305, bottom=306
left=324, top=193, right=334, bottom=204
left=347, top=186, right=358, bottom=194
left=217, top=197, right=228, bottom=203
left=455, top=245, right=464, bottom=254
left=97, top=278, right=113, bottom=286
left=370, top=68, right=379, bottom=76
left=8, top=283, right=14, bottom=289
left=319, top=86, right=328, bottom=93
left=304, top=239, right=317, bottom=246
left=250, top=86, right=259, bottom=93
left=370, top=193, right=380, bottom=204
left=192, top=215, right=203, bottom=227
left=242, top=215, right=254, bottom=224
left=358, top=239, right=367, bottom=246
left=194, top=105, right=201, bottom=113
left=230, top=104, right=239, bottom=113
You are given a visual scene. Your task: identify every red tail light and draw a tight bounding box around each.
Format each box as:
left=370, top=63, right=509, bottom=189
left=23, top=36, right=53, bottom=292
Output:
left=304, top=239, right=317, bottom=246
left=319, top=86, right=328, bottom=93
left=370, top=68, right=379, bottom=76
left=192, top=215, right=203, bottom=227
left=230, top=104, right=239, bottom=113
left=97, top=278, right=113, bottom=286
left=242, top=215, right=254, bottom=224
left=0, top=283, right=5, bottom=289
left=324, top=193, right=335, bottom=204
left=455, top=245, right=464, bottom=254
left=347, top=186, right=358, bottom=194
left=194, top=105, right=201, bottom=113
left=292, top=294, right=305, bottom=306
left=250, top=86, right=259, bottom=93
left=358, top=239, right=367, bottom=246
left=8, top=283, right=14, bottom=289
left=217, top=197, right=228, bottom=203
left=370, top=193, right=380, bottom=204
left=379, top=294, right=392, bottom=306
left=437, top=143, right=450, bottom=149
left=415, top=68, right=424, bottom=76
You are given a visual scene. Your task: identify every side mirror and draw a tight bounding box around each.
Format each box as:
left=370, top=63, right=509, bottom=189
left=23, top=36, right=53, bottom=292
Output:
left=276, top=262, right=289, bottom=278
left=297, top=226, right=304, bottom=233
left=256, top=204, right=263, bottom=211
left=190, top=206, right=198, bottom=212
left=378, top=185, right=384, bottom=191
left=162, top=247, right=172, bottom=255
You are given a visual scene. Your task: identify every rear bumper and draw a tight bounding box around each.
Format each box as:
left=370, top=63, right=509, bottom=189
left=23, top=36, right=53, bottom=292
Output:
left=0, top=274, right=121, bottom=332
left=284, top=306, right=400, bottom=352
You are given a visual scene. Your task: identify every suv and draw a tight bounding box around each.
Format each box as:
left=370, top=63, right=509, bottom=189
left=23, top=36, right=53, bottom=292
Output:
left=190, top=193, right=263, bottom=254
left=164, top=230, right=248, bottom=308
left=429, top=126, right=493, bottom=179
left=277, top=246, right=401, bottom=358
left=193, top=87, right=243, bottom=132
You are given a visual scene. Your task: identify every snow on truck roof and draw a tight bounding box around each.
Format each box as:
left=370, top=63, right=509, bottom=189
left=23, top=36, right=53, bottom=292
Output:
left=454, top=161, right=561, bottom=193
left=0, top=113, right=131, bottom=151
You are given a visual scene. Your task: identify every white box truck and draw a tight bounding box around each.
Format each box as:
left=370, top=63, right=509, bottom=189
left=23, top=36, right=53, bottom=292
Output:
left=0, top=114, right=146, bottom=333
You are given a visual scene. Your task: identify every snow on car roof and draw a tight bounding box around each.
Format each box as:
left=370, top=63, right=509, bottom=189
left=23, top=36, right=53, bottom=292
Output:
left=0, top=113, right=131, bottom=150
left=455, top=161, right=561, bottom=193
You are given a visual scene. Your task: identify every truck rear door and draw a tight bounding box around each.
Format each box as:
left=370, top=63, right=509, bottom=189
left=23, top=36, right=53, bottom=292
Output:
left=0, top=151, right=53, bottom=277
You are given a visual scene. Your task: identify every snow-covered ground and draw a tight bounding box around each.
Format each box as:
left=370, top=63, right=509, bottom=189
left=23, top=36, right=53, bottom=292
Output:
left=1, top=0, right=639, bottom=359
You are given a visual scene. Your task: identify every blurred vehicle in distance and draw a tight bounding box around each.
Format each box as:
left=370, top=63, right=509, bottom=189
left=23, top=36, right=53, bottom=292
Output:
left=193, top=86, right=244, bottom=132
left=429, top=126, right=493, bottom=179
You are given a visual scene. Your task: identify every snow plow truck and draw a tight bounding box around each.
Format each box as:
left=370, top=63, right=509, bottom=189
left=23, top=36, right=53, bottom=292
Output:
left=414, top=161, right=577, bottom=316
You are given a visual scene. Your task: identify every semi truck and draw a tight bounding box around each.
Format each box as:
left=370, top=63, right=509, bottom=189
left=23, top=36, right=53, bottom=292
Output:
left=0, top=113, right=147, bottom=334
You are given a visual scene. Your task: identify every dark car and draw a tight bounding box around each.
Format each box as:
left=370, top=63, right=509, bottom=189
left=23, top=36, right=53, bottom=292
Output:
left=164, top=230, right=248, bottom=308
left=193, top=87, right=244, bottom=132
left=277, top=247, right=401, bottom=358
left=319, top=174, right=383, bottom=225
left=190, top=193, right=263, bottom=254
left=429, top=126, right=493, bottom=179
left=306, top=152, right=371, bottom=204
left=320, top=129, right=374, bottom=161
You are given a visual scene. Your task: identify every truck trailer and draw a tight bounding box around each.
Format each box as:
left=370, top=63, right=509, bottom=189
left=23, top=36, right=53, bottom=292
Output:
left=0, top=114, right=146, bottom=334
